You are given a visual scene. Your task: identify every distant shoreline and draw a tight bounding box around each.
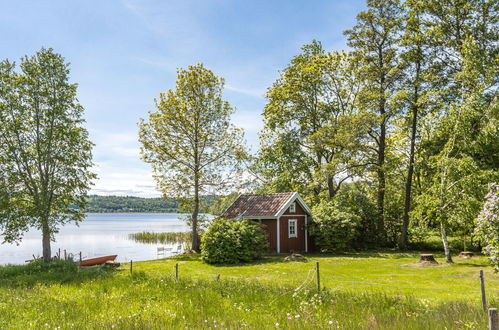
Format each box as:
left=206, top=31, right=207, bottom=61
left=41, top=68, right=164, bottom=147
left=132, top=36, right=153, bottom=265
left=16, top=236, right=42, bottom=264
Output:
left=84, top=211, right=182, bottom=214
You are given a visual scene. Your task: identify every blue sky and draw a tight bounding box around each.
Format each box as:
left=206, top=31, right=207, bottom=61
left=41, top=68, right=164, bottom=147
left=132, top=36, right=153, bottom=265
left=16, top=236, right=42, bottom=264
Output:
left=0, top=0, right=365, bottom=197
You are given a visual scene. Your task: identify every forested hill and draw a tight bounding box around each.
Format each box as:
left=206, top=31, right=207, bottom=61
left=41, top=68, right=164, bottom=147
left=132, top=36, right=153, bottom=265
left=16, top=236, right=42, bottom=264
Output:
left=85, top=195, right=179, bottom=213
left=85, top=195, right=220, bottom=213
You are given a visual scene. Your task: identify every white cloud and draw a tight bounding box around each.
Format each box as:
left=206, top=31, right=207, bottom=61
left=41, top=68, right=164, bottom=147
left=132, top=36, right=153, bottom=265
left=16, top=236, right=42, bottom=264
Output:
left=225, top=85, right=265, bottom=98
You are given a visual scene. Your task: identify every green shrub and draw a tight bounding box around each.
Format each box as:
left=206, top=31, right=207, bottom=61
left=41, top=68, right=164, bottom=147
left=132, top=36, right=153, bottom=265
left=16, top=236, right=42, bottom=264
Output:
left=309, top=200, right=361, bottom=252
left=201, top=218, right=268, bottom=264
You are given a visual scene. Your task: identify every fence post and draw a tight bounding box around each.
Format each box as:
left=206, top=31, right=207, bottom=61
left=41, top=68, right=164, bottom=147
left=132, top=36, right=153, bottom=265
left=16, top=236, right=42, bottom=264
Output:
left=64, top=249, right=67, bottom=260
left=175, top=263, right=179, bottom=281
left=489, top=308, right=498, bottom=330
left=79, top=251, right=82, bottom=263
left=130, top=260, right=133, bottom=274
left=216, top=274, right=220, bottom=281
left=316, top=261, right=321, bottom=292
left=480, top=270, right=487, bottom=311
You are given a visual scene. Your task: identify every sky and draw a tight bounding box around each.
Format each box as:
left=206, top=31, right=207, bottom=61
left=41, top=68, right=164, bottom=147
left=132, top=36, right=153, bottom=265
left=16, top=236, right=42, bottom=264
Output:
left=0, top=0, right=366, bottom=197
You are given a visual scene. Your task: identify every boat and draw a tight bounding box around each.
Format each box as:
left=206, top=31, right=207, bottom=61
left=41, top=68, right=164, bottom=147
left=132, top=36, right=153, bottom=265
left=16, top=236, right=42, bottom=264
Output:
left=79, top=255, right=117, bottom=266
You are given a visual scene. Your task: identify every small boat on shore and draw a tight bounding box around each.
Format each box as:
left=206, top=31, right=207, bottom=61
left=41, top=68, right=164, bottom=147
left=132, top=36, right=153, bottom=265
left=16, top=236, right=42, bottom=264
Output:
left=80, top=255, right=117, bottom=267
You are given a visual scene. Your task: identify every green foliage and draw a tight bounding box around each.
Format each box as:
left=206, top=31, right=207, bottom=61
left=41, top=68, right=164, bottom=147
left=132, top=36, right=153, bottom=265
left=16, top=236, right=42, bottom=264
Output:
left=310, top=200, right=361, bottom=252
left=0, top=48, right=95, bottom=261
left=331, top=181, right=378, bottom=248
left=139, top=64, right=246, bottom=251
left=254, top=41, right=370, bottom=202
left=201, top=218, right=267, bottom=264
left=208, top=192, right=239, bottom=216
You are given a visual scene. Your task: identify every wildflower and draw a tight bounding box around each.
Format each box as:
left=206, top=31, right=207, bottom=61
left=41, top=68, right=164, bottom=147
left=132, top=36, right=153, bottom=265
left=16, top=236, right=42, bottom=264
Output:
left=295, top=315, right=300, bottom=318
left=275, top=322, right=279, bottom=326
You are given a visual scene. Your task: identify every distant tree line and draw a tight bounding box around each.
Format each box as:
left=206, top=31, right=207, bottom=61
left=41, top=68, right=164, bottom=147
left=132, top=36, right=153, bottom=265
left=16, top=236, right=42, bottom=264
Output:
left=85, top=195, right=220, bottom=213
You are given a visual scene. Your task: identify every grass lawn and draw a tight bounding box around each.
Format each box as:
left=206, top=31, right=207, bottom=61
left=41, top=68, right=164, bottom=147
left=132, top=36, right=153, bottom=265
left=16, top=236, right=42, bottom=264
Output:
left=137, top=251, right=499, bottom=302
left=0, top=252, right=497, bottom=329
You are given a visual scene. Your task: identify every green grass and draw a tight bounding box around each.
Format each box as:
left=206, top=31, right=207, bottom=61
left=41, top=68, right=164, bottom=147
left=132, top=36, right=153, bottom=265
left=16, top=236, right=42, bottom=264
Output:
left=0, top=252, right=497, bottom=329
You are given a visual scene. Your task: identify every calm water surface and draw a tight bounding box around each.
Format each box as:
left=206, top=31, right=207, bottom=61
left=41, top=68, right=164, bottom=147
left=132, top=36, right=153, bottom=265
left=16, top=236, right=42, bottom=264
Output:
left=0, top=213, right=195, bottom=265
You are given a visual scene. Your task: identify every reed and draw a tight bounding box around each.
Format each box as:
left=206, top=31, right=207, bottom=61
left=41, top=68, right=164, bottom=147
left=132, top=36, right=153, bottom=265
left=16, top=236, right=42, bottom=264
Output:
left=128, top=231, right=191, bottom=245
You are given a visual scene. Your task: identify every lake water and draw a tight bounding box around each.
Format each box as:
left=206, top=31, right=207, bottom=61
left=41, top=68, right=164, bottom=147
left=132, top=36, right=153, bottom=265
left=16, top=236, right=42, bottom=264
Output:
left=0, top=213, right=195, bottom=265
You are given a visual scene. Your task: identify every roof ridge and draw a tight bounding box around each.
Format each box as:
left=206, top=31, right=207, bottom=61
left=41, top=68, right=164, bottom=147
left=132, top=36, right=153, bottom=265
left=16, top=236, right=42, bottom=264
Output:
left=240, top=192, right=295, bottom=196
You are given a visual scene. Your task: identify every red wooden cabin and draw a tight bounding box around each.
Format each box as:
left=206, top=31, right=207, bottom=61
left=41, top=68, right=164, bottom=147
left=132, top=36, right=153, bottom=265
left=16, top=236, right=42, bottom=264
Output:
left=221, top=192, right=312, bottom=253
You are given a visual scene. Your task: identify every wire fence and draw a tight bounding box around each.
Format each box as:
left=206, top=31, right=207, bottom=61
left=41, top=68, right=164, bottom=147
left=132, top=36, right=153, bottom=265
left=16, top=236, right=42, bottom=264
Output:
left=123, top=260, right=499, bottom=305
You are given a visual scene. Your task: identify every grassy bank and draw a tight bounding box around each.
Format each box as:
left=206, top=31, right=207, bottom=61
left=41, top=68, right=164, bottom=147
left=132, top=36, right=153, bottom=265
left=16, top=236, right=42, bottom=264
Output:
left=0, top=253, right=497, bottom=329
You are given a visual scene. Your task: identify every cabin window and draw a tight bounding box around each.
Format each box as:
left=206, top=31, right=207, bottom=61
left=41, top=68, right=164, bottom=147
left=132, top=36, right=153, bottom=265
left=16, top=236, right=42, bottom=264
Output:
left=289, top=202, right=296, bottom=213
left=288, top=219, right=297, bottom=238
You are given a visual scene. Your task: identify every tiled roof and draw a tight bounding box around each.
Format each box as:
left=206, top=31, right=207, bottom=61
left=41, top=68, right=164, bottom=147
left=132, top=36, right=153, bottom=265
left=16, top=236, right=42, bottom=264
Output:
left=221, top=192, right=295, bottom=219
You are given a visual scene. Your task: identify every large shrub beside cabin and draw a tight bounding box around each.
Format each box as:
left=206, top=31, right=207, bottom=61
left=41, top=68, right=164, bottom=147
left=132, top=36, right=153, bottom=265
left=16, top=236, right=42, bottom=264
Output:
left=309, top=200, right=360, bottom=252
left=201, top=218, right=267, bottom=264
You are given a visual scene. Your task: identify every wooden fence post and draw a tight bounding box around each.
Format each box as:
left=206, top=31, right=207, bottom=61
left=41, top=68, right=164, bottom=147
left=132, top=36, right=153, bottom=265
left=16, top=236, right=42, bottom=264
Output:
left=64, top=249, right=67, bottom=260
left=480, top=270, right=487, bottom=311
left=79, top=252, right=82, bottom=263
left=130, top=260, right=133, bottom=274
left=216, top=274, right=220, bottom=281
left=489, top=308, right=498, bottom=330
left=175, top=263, right=179, bottom=281
left=316, top=261, right=321, bottom=292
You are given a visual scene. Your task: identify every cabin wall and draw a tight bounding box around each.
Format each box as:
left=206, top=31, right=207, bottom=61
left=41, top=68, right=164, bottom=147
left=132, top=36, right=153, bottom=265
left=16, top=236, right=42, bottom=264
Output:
left=260, top=219, right=277, bottom=252
left=279, top=216, right=306, bottom=253
left=279, top=200, right=308, bottom=253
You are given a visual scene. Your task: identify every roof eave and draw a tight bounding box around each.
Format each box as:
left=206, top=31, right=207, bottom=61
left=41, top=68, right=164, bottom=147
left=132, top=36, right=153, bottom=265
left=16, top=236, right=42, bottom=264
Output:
left=274, top=192, right=312, bottom=217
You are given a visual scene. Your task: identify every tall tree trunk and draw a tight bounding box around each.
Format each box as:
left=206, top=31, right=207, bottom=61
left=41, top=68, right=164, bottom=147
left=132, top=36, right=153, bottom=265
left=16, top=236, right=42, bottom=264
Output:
left=327, top=176, right=337, bottom=199
left=400, top=71, right=420, bottom=249
left=440, top=222, right=453, bottom=263
left=191, top=174, right=200, bottom=252
left=377, top=112, right=387, bottom=243
left=41, top=218, right=51, bottom=262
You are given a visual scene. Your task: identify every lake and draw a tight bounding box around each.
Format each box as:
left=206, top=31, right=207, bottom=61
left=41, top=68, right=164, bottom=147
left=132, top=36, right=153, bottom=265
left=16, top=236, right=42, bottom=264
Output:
left=0, top=213, right=196, bottom=265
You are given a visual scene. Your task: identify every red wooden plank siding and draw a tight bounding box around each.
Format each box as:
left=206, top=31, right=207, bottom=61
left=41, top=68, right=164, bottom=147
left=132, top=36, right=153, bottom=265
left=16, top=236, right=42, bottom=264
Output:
left=279, top=216, right=306, bottom=252
left=261, top=219, right=277, bottom=252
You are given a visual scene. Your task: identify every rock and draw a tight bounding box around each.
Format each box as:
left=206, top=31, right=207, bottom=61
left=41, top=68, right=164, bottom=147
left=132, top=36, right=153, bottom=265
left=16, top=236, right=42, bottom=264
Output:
left=284, top=253, right=306, bottom=262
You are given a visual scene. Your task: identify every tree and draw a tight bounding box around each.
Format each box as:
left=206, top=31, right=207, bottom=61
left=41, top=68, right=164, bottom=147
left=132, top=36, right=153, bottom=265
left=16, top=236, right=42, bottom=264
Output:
left=255, top=41, right=368, bottom=203
left=0, top=48, right=95, bottom=262
left=345, top=0, right=404, bottom=243
left=397, top=0, right=435, bottom=248
left=412, top=36, right=498, bottom=262
left=139, top=64, right=245, bottom=252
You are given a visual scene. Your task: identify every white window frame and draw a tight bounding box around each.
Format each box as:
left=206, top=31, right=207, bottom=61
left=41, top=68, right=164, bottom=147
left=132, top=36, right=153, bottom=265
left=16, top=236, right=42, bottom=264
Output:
left=288, top=219, right=297, bottom=238
left=289, top=202, right=296, bottom=213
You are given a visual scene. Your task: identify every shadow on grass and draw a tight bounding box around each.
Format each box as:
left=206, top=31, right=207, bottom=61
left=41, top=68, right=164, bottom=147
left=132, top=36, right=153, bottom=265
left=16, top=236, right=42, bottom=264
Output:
left=168, top=253, right=288, bottom=267
left=453, top=261, right=490, bottom=268
left=306, top=250, right=422, bottom=260
left=0, top=259, right=113, bottom=288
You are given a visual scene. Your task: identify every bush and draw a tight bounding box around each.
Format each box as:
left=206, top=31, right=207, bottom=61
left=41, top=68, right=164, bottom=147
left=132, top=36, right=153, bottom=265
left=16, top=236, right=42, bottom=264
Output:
left=201, top=218, right=268, bottom=264
left=309, top=200, right=361, bottom=252
left=474, top=183, right=499, bottom=271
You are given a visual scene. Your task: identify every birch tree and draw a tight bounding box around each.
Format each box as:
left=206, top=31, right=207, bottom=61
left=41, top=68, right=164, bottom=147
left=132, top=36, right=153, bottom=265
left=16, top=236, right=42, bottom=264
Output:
left=139, top=64, right=245, bottom=252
